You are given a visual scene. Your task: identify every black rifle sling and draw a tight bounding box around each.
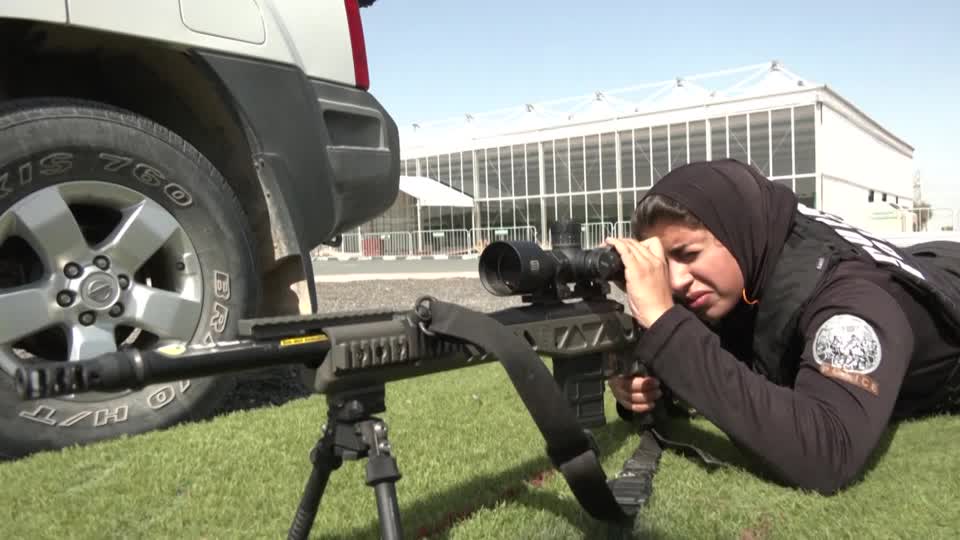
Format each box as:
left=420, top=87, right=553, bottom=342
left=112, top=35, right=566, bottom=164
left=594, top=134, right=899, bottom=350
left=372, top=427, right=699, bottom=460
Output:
left=424, top=299, right=648, bottom=523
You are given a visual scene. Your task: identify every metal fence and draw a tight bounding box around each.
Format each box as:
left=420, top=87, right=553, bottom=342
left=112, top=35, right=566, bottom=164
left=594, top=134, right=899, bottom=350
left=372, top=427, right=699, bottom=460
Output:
left=582, top=222, right=616, bottom=247
left=311, top=233, right=362, bottom=258
left=312, top=232, right=415, bottom=257
left=359, top=231, right=414, bottom=257
left=414, top=229, right=472, bottom=256
left=339, top=233, right=362, bottom=255
left=313, top=223, right=624, bottom=259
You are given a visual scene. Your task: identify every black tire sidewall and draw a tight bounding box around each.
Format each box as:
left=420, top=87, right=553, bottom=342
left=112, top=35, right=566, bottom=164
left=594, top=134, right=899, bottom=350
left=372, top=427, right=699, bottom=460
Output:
left=0, top=103, right=258, bottom=458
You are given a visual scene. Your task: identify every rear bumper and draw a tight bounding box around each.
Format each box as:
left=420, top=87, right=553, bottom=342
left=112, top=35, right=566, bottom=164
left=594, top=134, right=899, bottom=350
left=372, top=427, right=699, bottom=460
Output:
left=195, top=49, right=401, bottom=253
left=310, top=78, right=401, bottom=237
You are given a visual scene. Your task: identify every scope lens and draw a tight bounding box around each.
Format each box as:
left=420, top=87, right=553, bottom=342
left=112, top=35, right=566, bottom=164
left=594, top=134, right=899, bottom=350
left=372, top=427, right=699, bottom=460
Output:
left=478, top=241, right=555, bottom=296
left=479, top=242, right=521, bottom=295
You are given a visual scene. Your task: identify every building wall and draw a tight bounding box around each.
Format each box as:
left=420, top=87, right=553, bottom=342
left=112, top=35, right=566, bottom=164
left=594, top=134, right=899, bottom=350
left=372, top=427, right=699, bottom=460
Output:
left=819, top=101, right=913, bottom=200
left=820, top=177, right=916, bottom=234
left=817, top=99, right=915, bottom=231
left=820, top=178, right=871, bottom=220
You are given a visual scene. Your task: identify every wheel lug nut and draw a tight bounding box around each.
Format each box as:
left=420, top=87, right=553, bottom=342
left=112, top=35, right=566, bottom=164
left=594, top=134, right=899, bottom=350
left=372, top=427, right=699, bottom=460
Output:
left=56, top=291, right=74, bottom=307
left=64, top=263, right=82, bottom=279
left=109, top=303, right=124, bottom=317
left=79, top=311, right=95, bottom=326
left=118, top=275, right=130, bottom=289
left=93, top=256, right=110, bottom=270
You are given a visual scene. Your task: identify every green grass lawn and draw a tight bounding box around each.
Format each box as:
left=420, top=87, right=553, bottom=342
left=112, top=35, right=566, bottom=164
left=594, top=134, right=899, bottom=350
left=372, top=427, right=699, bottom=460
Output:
left=1, top=361, right=958, bottom=539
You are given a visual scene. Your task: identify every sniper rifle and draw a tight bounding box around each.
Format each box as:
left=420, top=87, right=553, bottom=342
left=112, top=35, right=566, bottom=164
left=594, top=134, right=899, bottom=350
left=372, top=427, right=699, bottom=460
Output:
left=15, top=220, right=696, bottom=539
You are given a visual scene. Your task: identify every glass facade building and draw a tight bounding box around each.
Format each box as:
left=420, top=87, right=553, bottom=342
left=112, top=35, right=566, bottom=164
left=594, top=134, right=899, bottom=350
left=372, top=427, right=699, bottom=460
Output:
left=390, top=104, right=817, bottom=245
left=345, top=63, right=915, bottom=255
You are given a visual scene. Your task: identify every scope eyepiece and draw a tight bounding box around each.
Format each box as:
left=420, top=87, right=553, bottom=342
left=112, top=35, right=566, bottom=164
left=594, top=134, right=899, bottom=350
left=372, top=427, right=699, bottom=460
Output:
left=583, top=246, right=625, bottom=282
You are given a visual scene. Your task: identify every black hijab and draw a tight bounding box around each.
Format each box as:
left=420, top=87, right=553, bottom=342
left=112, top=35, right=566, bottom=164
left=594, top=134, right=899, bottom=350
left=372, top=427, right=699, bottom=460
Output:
left=641, top=159, right=798, bottom=304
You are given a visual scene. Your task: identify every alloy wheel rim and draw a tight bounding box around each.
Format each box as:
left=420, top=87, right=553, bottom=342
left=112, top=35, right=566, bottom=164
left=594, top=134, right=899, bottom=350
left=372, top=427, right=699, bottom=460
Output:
left=0, top=181, right=203, bottom=402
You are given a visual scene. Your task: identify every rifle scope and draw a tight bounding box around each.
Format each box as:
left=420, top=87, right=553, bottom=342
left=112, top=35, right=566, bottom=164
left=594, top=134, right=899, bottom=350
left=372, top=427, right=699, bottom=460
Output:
left=478, top=220, right=625, bottom=297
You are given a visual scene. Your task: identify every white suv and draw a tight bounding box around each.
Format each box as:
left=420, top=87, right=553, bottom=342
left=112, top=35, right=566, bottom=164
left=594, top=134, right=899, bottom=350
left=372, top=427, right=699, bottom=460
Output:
left=0, top=0, right=399, bottom=458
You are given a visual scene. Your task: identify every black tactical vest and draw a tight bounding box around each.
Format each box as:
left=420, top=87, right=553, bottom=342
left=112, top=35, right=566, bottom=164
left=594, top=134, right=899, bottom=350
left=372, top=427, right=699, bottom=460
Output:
left=750, top=204, right=960, bottom=391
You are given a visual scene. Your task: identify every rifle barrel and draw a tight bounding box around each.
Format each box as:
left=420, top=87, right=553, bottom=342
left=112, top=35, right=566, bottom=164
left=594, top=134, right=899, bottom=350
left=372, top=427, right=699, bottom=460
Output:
left=15, top=335, right=333, bottom=399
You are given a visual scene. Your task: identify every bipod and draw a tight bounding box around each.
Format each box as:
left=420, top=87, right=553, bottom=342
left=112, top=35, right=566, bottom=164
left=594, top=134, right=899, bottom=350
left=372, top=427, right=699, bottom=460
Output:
left=287, top=385, right=403, bottom=540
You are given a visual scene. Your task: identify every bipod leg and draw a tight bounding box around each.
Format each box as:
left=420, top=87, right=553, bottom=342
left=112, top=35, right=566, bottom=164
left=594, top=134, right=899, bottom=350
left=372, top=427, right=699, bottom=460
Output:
left=287, top=386, right=402, bottom=540
left=287, top=407, right=344, bottom=540
left=357, top=418, right=403, bottom=540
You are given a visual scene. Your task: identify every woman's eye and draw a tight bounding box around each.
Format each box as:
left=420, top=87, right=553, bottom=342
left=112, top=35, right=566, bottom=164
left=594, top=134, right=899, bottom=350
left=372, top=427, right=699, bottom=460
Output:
left=679, top=251, right=699, bottom=262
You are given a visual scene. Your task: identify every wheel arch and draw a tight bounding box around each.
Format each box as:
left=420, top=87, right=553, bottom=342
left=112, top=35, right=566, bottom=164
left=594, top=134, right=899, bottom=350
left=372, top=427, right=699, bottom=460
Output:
left=0, top=19, right=317, bottom=316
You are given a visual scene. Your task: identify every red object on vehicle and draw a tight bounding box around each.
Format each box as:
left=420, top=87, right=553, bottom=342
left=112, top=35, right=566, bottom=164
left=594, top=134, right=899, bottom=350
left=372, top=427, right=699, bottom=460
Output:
left=345, top=0, right=370, bottom=90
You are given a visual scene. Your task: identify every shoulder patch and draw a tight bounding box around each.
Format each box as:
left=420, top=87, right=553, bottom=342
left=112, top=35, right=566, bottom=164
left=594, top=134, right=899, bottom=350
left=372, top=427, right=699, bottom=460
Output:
left=812, top=314, right=882, bottom=395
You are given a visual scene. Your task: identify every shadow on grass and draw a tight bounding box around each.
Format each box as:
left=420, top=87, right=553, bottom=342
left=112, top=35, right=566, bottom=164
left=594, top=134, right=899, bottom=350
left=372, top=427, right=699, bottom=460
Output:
left=655, top=414, right=902, bottom=492
left=310, top=420, right=692, bottom=540
left=211, top=366, right=314, bottom=415
left=653, top=415, right=757, bottom=471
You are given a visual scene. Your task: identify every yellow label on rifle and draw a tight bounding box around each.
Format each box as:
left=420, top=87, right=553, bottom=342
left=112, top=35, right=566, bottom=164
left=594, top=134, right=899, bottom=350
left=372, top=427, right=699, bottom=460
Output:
left=157, top=343, right=187, bottom=357
left=280, top=334, right=329, bottom=347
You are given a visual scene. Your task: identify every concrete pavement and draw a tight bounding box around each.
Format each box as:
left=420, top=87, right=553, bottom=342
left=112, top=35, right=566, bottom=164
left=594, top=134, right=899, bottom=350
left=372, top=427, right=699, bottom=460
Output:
left=312, top=257, right=480, bottom=282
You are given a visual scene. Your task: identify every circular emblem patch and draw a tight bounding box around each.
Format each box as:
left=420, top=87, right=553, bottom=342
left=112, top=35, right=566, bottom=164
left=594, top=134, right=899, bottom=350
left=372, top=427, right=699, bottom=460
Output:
left=812, top=314, right=882, bottom=374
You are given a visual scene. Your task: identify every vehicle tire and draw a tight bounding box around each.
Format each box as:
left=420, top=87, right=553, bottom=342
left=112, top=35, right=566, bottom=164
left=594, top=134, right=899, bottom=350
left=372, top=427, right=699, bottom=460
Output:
left=0, top=98, right=259, bottom=459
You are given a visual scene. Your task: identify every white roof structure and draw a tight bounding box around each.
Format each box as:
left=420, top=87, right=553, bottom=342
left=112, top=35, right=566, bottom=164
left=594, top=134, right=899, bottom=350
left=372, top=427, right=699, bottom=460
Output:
left=398, top=175, right=473, bottom=207
left=400, top=60, right=826, bottom=154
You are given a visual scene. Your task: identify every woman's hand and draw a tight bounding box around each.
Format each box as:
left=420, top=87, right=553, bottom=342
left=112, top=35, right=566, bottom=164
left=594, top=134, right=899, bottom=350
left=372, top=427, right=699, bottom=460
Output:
left=607, top=374, right=662, bottom=413
left=606, top=237, right=675, bottom=328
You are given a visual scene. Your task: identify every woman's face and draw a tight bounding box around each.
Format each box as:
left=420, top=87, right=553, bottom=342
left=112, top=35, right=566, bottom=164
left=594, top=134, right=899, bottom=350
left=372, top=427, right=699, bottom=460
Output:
left=641, top=219, right=745, bottom=323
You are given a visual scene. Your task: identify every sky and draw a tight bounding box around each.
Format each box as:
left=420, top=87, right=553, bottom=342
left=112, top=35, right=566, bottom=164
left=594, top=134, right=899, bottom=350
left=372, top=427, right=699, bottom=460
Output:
left=359, top=0, right=960, bottom=208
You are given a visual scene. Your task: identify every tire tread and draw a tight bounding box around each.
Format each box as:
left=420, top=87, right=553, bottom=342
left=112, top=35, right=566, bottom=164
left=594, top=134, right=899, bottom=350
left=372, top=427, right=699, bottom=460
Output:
left=0, top=98, right=252, bottom=251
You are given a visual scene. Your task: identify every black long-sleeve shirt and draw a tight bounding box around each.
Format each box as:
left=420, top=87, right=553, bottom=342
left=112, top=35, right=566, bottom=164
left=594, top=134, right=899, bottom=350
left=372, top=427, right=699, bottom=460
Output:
left=628, top=259, right=960, bottom=494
